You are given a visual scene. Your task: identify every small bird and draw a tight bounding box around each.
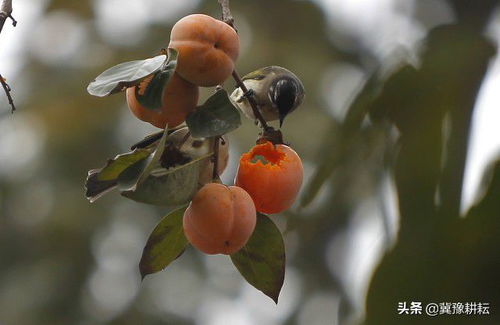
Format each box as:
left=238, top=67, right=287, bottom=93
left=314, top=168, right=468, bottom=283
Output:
left=230, top=66, right=305, bottom=127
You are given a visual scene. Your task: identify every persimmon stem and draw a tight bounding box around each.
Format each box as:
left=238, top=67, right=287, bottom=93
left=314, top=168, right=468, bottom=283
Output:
left=212, top=136, right=220, bottom=181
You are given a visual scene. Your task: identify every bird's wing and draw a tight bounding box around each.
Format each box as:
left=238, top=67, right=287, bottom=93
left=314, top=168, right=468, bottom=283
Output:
left=241, top=66, right=276, bottom=81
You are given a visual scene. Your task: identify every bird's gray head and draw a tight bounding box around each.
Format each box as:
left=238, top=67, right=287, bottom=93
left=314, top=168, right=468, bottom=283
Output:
left=269, top=76, right=304, bottom=127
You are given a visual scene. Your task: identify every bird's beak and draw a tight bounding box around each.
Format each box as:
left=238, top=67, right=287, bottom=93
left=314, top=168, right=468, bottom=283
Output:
left=279, top=113, right=286, bottom=128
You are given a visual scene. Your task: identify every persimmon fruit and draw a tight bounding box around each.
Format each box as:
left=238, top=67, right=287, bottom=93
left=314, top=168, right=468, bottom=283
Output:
left=168, top=14, right=240, bottom=87
left=235, top=141, right=303, bottom=214
left=126, top=72, right=199, bottom=129
left=183, top=183, right=256, bottom=255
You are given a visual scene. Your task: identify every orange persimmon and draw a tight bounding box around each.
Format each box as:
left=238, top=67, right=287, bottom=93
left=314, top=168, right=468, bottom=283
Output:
left=168, top=14, right=240, bottom=87
left=183, top=183, right=256, bottom=255
left=235, top=141, right=303, bottom=214
left=126, top=72, right=199, bottom=129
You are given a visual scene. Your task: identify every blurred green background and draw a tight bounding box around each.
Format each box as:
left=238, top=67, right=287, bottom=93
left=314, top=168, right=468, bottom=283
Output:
left=0, top=0, right=499, bottom=324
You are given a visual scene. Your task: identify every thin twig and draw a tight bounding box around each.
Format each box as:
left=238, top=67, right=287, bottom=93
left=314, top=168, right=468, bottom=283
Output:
left=0, top=0, right=16, bottom=34
left=218, top=0, right=284, bottom=145
left=218, top=0, right=235, bottom=28
left=231, top=70, right=271, bottom=131
left=212, top=136, right=220, bottom=181
left=1, top=0, right=17, bottom=113
left=0, top=74, right=15, bottom=112
left=180, top=130, right=191, bottom=147
left=218, top=0, right=271, bottom=131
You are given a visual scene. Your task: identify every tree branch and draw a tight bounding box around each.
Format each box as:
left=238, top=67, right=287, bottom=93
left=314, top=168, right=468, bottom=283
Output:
left=231, top=70, right=272, bottom=131
left=0, top=0, right=16, bottom=34
left=218, top=0, right=235, bottom=28
left=0, top=0, right=17, bottom=113
left=218, top=0, right=273, bottom=133
left=0, top=74, right=15, bottom=112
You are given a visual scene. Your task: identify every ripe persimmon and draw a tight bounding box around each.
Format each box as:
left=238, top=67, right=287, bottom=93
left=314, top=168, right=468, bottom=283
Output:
left=235, top=141, right=303, bottom=214
left=126, top=72, right=199, bottom=129
left=183, top=183, right=256, bottom=255
left=168, top=14, right=240, bottom=87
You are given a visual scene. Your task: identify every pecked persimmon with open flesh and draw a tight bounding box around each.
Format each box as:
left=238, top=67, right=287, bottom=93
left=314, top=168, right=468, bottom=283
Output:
left=235, top=141, right=303, bottom=214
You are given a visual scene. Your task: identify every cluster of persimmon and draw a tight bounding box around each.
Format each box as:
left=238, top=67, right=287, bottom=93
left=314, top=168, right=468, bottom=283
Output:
left=125, top=14, right=304, bottom=255
left=185, top=141, right=303, bottom=255
left=127, top=14, right=238, bottom=129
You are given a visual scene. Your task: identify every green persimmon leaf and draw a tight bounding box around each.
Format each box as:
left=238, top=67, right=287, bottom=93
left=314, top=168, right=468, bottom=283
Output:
left=87, top=54, right=167, bottom=97
left=117, top=126, right=170, bottom=192
left=98, top=149, right=152, bottom=181
left=186, top=89, right=241, bottom=138
left=85, top=148, right=152, bottom=202
left=85, top=169, right=118, bottom=203
left=230, top=213, right=286, bottom=304
left=116, top=157, right=151, bottom=191
left=136, top=49, right=178, bottom=111
left=121, top=152, right=212, bottom=206
left=140, top=206, right=189, bottom=279
left=130, top=124, right=188, bottom=150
